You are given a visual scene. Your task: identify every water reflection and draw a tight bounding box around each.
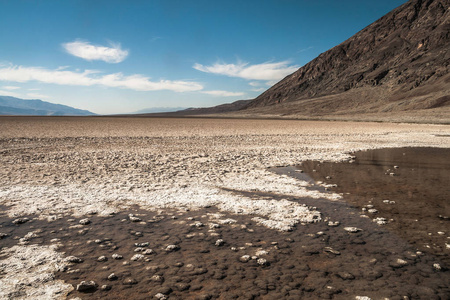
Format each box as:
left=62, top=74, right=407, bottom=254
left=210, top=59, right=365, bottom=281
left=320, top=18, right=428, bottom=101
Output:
left=300, top=147, right=450, bottom=265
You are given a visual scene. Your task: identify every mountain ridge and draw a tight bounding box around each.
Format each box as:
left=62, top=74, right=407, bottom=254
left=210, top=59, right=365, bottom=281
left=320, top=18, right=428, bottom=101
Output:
left=241, top=0, right=449, bottom=117
left=0, top=96, right=95, bottom=116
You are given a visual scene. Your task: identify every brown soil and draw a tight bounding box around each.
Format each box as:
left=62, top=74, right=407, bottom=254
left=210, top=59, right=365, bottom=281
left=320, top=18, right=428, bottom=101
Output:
left=2, top=199, right=449, bottom=300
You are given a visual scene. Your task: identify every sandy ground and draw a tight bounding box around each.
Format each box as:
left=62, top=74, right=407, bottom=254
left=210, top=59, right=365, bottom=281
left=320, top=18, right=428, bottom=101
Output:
left=0, top=116, right=449, bottom=299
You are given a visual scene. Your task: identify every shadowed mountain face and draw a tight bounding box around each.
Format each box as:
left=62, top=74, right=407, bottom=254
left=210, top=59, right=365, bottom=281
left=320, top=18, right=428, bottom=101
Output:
left=0, top=96, right=95, bottom=116
left=245, top=0, right=450, bottom=116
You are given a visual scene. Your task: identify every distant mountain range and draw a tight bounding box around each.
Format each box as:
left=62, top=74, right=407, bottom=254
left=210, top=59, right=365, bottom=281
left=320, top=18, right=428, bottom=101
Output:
left=132, top=107, right=188, bottom=114
left=137, top=100, right=253, bottom=116
left=0, top=96, right=95, bottom=116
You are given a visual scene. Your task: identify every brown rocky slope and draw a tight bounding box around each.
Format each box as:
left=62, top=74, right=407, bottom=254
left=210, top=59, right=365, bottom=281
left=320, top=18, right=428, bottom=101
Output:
left=241, top=0, right=450, bottom=121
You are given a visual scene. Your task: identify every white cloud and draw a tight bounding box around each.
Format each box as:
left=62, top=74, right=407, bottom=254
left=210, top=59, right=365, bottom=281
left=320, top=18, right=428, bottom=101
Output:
left=201, top=90, right=245, bottom=97
left=2, top=85, right=21, bottom=90
left=251, top=88, right=266, bottom=92
left=193, top=61, right=298, bottom=81
left=248, top=81, right=261, bottom=87
left=63, top=40, right=129, bottom=63
left=0, top=89, right=21, bottom=97
left=0, top=64, right=203, bottom=92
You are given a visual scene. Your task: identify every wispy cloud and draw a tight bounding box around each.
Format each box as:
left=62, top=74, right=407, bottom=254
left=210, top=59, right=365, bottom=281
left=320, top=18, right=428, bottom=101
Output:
left=248, top=81, right=261, bottom=87
left=251, top=88, right=266, bottom=92
left=0, top=64, right=203, bottom=92
left=193, top=61, right=298, bottom=81
left=297, top=46, right=314, bottom=53
left=201, top=90, right=245, bottom=97
left=0, top=89, right=21, bottom=97
left=63, top=40, right=129, bottom=63
left=1, top=85, right=21, bottom=90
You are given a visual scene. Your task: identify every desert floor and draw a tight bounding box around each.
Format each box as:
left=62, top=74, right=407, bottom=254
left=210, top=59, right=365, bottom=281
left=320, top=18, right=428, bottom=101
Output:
left=0, top=117, right=449, bottom=299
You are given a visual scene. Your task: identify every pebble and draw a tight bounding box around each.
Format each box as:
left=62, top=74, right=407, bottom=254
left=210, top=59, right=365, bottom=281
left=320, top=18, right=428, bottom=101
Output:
left=131, top=254, right=145, bottom=261
left=135, top=242, right=149, bottom=247
left=175, top=282, right=190, bottom=291
left=107, top=273, right=118, bottom=281
left=101, top=285, right=111, bottom=291
left=390, top=258, right=408, bottom=268
left=143, top=249, right=155, bottom=255
left=324, top=247, right=341, bottom=255
left=76, top=280, right=97, bottom=292
left=433, top=263, right=442, bottom=271
left=79, top=218, right=91, bottom=225
left=112, top=253, right=123, bottom=260
left=65, top=256, right=83, bottom=263
left=97, top=256, right=108, bottom=262
left=215, top=239, right=225, bottom=246
left=367, top=209, right=378, bottom=214
left=123, top=277, right=138, bottom=285
left=129, top=214, right=142, bottom=222
left=0, top=233, right=9, bottom=239
left=337, top=272, right=355, bottom=280
left=150, top=275, right=164, bottom=283
left=344, top=227, right=362, bottom=233
left=154, top=293, right=167, bottom=300
left=165, top=244, right=180, bottom=252
left=209, top=223, right=220, bottom=229
left=373, top=217, right=387, bottom=225
left=328, top=221, right=340, bottom=227
left=12, top=217, right=30, bottom=225
left=257, top=258, right=268, bottom=266
left=239, top=255, right=251, bottom=263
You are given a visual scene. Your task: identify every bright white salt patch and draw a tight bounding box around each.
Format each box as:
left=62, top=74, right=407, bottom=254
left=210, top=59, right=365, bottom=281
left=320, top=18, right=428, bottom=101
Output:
left=0, top=245, right=73, bottom=299
left=0, top=167, right=330, bottom=231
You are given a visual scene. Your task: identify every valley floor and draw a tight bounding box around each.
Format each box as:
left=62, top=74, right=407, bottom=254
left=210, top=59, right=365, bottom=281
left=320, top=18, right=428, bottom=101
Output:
left=0, top=117, right=449, bottom=299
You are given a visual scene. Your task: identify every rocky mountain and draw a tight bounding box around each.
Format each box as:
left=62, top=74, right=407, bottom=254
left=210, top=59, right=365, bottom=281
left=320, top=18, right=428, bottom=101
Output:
left=243, top=0, right=450, bottom=120
left=0, top=96, right=95, bottom=116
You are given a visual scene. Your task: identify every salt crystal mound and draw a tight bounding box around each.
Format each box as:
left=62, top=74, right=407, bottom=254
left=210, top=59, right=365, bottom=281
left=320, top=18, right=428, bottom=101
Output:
left=0, top=244, right=73, bottom=299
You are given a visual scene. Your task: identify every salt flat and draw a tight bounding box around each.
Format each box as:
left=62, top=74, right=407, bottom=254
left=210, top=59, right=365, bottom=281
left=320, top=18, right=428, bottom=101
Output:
left=0, top=117, right=449, bottom=299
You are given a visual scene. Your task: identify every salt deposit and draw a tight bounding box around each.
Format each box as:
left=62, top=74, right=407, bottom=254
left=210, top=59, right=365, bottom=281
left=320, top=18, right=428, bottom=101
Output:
left=1, top=117, right=449, bottom=298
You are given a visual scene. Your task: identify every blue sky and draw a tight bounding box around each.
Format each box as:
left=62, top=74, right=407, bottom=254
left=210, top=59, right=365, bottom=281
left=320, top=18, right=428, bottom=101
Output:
left=0, top=0, right=407, bottom=114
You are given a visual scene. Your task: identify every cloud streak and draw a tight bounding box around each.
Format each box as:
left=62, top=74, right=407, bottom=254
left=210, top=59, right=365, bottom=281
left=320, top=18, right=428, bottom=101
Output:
left=201, top=90, right=245, bottom=97
left=63, top=40, right=129, bottom=63
left=0, top=64, right=203, bottom=92
left=193, top=61, right=298, bottom=81
left=1, top=85, right=21, bottom=90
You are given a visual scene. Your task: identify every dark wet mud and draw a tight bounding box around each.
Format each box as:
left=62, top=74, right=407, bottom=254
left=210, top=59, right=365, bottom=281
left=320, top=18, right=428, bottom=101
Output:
left=288, top=147, right=450, bottom=268
left=1, top=190, right=449, bottom=299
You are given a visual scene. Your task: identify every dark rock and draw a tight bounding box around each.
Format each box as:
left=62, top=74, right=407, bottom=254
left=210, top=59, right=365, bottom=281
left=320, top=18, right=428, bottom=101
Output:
left=123, top=277, right=138, bottom=285
left=175, top=282, right=190, bottom=291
